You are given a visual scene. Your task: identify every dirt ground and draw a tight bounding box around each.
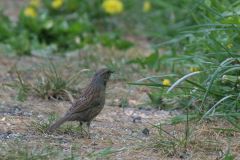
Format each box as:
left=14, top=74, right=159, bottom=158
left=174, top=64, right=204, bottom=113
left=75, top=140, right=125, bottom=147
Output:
left=1, top=0, right=240, bottom=159
left=1, top=50, right=240, bottom=160
left=0, top=54, right=178, bottom=159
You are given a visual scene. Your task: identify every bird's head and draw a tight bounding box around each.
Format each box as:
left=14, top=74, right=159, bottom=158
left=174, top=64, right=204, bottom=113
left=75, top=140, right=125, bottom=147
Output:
left=92, top=68, right=115, bottom=86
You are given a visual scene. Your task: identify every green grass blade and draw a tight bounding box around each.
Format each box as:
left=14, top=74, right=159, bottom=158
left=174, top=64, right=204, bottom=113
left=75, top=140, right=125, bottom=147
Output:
left=124, top=74, right=177, bottom=108
left=198, top=95, right=234, bottom=125
left=193, top=0, right=225, bottom=19
left=225, top=117, right=240, bottom=130
left=167, top=72, right=200, bottom=93
left=199, top=58, right=234, bottom=110
left=172, top=52, right=228, bottom=61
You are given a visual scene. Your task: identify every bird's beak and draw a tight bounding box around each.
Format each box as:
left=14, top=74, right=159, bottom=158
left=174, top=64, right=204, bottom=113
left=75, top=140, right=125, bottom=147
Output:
left=111, top=71, right=117, bottom=74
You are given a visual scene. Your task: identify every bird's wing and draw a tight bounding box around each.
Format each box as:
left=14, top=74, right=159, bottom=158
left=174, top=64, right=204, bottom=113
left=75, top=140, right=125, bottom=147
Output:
left=68, top=93, right=100, bottom=115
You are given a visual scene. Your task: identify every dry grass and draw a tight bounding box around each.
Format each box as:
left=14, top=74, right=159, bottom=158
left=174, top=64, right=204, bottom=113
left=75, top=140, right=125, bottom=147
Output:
left=1, top=1, right=240, bottom=159
left=0, top=50, right=240, bottom=159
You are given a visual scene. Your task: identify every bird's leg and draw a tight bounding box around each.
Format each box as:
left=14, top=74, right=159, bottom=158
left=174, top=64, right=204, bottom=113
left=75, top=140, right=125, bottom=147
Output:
left=87, top=121, right=91, bottom=139
left=79, top=122, right=83, bottom=135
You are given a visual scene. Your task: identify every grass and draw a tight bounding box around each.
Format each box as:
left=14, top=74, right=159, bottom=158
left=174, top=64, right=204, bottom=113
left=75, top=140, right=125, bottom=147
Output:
left=0, top=142, right=58, bottom=159
left=1, top=54, right=240, bottom=159
left=1, top=0, right=240, bottom=159
left=86, top=146, right=126, bottom=158
left=23, top=112, right=57, bottom=133
left=0, top=47, right=166, bottom=159
left=3, top=59, right=90, bottom=101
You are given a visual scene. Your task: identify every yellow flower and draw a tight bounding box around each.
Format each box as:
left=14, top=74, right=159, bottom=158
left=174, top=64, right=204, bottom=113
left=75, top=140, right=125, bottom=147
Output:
left=228, top=43, right=233, bottom=49
left=102, top=0, right=123, bottom=15
left=51, top=0, right=63, bottom=9
left=143, top=1, right=151, bottom=13
left=29, top=0, right=40, bottom=8
left=24, top=7, right=37, bottom=17
left=190, top=67, right=199, bottom=72
left=163, top=79, right=171, bottom=86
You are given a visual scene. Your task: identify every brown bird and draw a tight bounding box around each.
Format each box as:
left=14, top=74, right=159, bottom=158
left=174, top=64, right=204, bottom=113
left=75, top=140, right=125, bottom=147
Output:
left=47, top=68, right=115, bottom=139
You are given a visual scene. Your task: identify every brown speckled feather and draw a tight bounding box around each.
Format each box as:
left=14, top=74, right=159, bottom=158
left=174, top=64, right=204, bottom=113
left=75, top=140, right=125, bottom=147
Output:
left=68, top=87, right=103, bottom=115
left=47, top=68, right=114, bottom=139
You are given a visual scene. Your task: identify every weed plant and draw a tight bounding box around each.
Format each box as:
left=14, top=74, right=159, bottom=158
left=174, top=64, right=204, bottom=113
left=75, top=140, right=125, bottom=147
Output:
left=126, top=0, right=240, bottom=157
left=4, top=59, right=88, bottom=101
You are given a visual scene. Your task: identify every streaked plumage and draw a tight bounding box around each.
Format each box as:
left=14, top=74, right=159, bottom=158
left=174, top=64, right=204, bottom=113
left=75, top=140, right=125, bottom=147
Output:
left=47, top=68, right=114, bottom=138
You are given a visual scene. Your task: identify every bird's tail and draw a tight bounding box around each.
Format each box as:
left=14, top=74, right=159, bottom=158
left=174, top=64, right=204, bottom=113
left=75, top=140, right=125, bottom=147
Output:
left=47, top=116, right=70, bottom=131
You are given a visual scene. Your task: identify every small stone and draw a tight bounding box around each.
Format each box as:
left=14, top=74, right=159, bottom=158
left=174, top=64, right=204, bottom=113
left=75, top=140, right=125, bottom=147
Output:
left=142, top=128, right=149, bottom=137
left=179, top=150, right=190, bottom=158
left=7, top=123, right=15, bottom=126
left=91, top=141, right=98, bottom=145
left=7, top=130, right=12, bottom=135
left=152, top=148, right=158, bottom=153
left=29, top=111, right=33, bottom=115
left=170, top=131, right=176, bottom=136
left=133, top=115, right=141, bottom=123
left=37, top=115, right=44, bottom=118
left=82, top=146, right=89, bottom=149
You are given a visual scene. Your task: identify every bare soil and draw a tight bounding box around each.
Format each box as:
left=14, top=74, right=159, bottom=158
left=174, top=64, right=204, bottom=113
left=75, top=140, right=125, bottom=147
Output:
left=1, top=1, right=240, bottom=159
left=1, top=49, right=240, bottom=160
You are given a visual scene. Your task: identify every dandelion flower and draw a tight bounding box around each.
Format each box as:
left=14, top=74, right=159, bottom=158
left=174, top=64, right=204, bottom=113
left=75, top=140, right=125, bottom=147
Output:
left=51, top=0, right=63, bottom=9
left=102, top=0, right=123, bottom=15
left=24, top=7, right=37, bottom=17
left=228, top=43, right=233, bottom=49
left=163, top=79, right=171, bottom=86
left=190, top=67, right=199, bottom=72
left=222, top=75, right=240, bottom=87
left=29, top=0, right=40, bottom=8
left=143, top=1, right=151, bottom=13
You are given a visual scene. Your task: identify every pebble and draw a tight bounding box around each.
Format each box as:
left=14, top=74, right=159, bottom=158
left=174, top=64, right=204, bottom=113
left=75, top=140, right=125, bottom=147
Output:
left=7, top=123, right=16, bottom=126
left=142, top=128, right=150, bottom=137
left=133, top=115, right=141, bottom=123
left=152, top=148, right=158, bottom=153
left=91, top=141, right=98, bottom=145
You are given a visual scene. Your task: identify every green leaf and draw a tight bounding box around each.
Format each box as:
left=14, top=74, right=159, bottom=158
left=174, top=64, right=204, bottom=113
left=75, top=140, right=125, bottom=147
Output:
left=68, top=22, right=83, bottom=33
left=144, top=50, right=160, bottom=70
left=221, top=16, right=240, bottom=24
left=126, top=57, right=146, bottom=69
left=193, top=0, right=225, bottom=19
left=145, top=50, right=159, bottom=62
left=115, top=39, right=134, bottom=50
left=0, top=23, right=11, bottom=40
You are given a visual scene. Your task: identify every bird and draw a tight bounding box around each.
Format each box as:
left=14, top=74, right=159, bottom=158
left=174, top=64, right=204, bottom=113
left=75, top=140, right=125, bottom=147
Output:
left=47, top=68, right=115, bottom=139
